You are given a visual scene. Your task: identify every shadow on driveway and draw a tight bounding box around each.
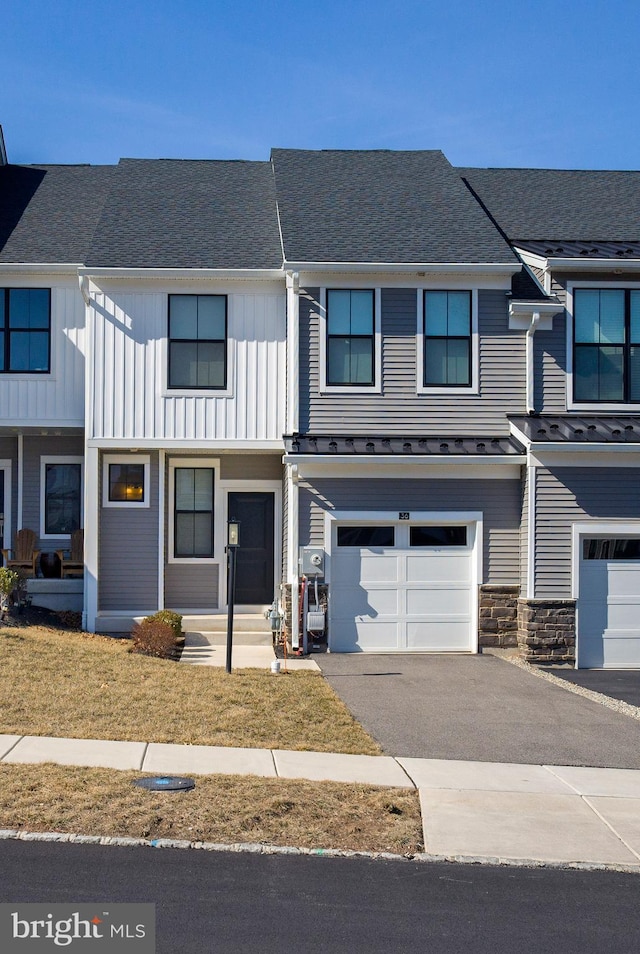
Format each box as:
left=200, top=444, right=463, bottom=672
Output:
left=319, top=654, right=640, bottom=769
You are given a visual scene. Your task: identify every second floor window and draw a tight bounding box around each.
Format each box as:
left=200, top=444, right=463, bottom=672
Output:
left=574, top=288, right=640, bottom=402
left=327, top=289, right=375, bottom=386
left=424, top=290, right=471, bottom=387
left=168, top=294, right=227, bottom=389
left=0, top=288, right=50, bottom=373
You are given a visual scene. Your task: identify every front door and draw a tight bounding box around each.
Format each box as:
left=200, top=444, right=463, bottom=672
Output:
left=227, top=492, right=275, bottom=604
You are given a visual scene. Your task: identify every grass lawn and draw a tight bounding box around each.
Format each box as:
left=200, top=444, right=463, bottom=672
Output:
left=0, top=764, right=422, bottom=854
left=0, top=624, right=379, bottom=754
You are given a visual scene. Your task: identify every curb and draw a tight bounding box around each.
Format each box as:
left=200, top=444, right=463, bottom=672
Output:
left=1, top=829, right=640, bottom=876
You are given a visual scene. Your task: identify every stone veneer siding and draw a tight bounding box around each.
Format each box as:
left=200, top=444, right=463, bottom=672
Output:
left=517, top=598, right=576, bottom=664
left=478, top=584, right=519, bottom=648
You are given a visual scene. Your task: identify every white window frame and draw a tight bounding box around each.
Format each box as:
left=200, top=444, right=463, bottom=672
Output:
left=168, top=457, right=221, bottom=564
left=417, top=288, right=479, bottom=394
left=162, top=293, right=234, bottom=398
left=319, top=287, right=382, bottom=393
left=102, top=455, right=150, bottom=509
left=40, top=456, right=84, bottom=540
left=567, top=281, right=640, bottom=411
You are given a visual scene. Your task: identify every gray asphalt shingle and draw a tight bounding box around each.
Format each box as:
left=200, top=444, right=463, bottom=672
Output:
left=459, top=167, right=640, bottom=242
left=272, top=149, right=516, bottom=264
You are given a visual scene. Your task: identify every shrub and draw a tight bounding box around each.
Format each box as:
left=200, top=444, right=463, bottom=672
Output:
left=148, top=610, right=183, bottom=641
left=0, top=567, right=19, bottom=599
left=131, top=617, right=176, bottom=659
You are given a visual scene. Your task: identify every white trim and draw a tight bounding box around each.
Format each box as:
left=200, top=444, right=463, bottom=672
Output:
left=571, top=520, right=640, bottom=669
left=39, top=455, right=84, bottom=540
left=567, top=280, right=640, bottom=412
left=17, top=434, right=23, bottom=531
left=319, top=287, right=382, bottom=394
left=102, top=455, right=151, bottom=508
left=161, top=292, right=234, bottom=399
left=323, top=509, right=483, bottom=654
left=0, top=263, right=82, bottom=276
left=286, top=271, right=300, bottom=434
left=287, top=456, right=524, bottom=480
left=167, top=458, right=221, bottom=565
left=84, top=446, right=99, bottom=633
left=218, top=479, right=282, bottom=611
left=288, top=261, right=519, bottom=274
left=546, top=259, right=640, bottom=272
left=527, top=465, right=536, bottom=599
left=417, top=288, right=479, bottom=395
left=158, top=449, right=166, bottom=612
left=87, top=439, right=284, bottom=451
left=287, top=463, right=300, bottom=649
left=79, top=267, right=285, bottom=281
left=0, top=459, right=12, bottom=554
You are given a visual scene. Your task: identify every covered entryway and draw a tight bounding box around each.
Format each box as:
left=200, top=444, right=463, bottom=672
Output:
left=328, top=516, right=478, bottom=652
left=578, top=536, right=640, bottom=669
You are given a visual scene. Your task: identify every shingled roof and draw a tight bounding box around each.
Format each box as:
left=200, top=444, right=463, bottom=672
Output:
left=86, top=159, right=283, bottom=269
left=0, top=164, right=116, bottom=263
left=272, top=149, right=517, bottom=265
left=458, top=167, right=640, bottom=243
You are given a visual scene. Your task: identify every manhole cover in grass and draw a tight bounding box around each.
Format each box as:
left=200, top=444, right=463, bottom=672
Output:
left=133, top=776, right=195, bottom=791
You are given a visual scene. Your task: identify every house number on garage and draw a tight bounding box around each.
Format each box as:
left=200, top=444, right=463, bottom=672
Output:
left=399, top=512, right=410, bottom=520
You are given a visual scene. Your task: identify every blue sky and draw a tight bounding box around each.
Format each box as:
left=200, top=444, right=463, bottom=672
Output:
left=3, top=0, right=640, bottom=168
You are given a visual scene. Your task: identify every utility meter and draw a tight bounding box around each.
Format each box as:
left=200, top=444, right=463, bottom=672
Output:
left=300, top=547, right=325, bottom=576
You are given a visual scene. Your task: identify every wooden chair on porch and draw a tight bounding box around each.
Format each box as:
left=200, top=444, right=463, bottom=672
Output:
left=1, top=528, right=40, bottom=577
left=56, top=529, right=84, bottom=578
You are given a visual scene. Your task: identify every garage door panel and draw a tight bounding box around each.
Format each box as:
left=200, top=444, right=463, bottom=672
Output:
left=359, top=554, right=400, bottom=583
left=579, top=549, right=640, bottom=669
left=406, top=553, right=469, bottom=582
left=407, top=586, right=470, bottom=615
left=331, top=621, right=400, bottom=653
left=407, top=620, right=471, bottom=651
left=331, top=585, right=398, bottom=618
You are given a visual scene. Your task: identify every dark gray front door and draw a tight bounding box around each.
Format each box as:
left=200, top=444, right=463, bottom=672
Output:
left=228, top=492, right=275, bottom=604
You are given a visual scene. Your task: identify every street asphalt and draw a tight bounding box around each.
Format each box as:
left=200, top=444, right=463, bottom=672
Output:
left=318, top=653, right=640, bottom=768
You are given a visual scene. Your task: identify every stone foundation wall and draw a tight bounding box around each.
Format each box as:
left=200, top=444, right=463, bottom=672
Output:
left=478, top=584, right=519, bottom=648
left=517, top=598, right=576, bottom=664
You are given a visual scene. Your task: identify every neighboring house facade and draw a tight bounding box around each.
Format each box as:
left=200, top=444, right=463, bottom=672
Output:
left=1, top=132, right=638, bottom=667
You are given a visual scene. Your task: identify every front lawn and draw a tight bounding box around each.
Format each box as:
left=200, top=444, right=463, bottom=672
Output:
left=0, top=625, right=379, bottom=754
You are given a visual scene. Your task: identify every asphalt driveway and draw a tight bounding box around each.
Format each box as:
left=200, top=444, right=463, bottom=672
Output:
left=549, top=668, right=640, bottom=708
left=318, top=653, right=640, bottom=769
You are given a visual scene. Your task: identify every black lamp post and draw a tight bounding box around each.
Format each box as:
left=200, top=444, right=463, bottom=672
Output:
left=226, top=518, right=240, bottom=674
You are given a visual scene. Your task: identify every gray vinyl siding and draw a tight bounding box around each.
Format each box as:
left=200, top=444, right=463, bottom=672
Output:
left=22, top=435, right=84, bottom=548
left=298, top=477, right=521, bottom=584
left=165, top=564, right=219, bottom=610
left=99, top=451, right=160, bottom=611
left=300, top=288, right=526, bottom=436
left=535, top=321, right=567, bottom=413
left=220, top=455, right=282, bottom=481
left=535, top=467, right=640, bottom=599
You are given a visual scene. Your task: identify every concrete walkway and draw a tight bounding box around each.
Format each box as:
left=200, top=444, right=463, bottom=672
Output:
left=2, top=732, right=640, bottom=869
left=180, top=631, right=320, bottom=670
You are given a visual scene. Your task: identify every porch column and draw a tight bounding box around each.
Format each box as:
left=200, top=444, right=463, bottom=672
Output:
left=83, top=445, right=99, bottom=632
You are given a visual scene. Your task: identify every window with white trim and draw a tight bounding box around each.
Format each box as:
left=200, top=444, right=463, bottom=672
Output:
left=326, top=289, right=375, bottom=386
left=173, top=466, right=215, bottom=558
left=573, top=288, right=640, bottom=403
left=168, top=294, right=227, bottom=389
left=40, top=457, right=83, bottom=538
left=423, top=290, right=472, bottom=387
left=102, top=455, right=150, bottom=508
left=0, top=288, right=51, bottom=373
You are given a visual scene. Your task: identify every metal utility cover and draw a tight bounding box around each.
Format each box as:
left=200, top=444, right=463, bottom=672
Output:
left=133, top=776, right=195, bottom=791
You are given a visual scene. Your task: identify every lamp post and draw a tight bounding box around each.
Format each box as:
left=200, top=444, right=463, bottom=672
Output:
left=225, top=518, right=240, bottom=674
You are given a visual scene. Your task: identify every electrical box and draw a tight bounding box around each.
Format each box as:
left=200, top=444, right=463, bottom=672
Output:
left=300, top=546, right=325, bottom=577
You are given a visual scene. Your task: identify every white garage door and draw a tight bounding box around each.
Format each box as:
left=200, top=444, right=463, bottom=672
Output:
left=578, top=537, right=640, bottom=669
left=329, top=522, right=474, bottom=652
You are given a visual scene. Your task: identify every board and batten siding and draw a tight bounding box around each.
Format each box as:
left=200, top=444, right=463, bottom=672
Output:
left=0, top=281, right=85, bottom=426
left=99, top=451, right=160, bottom=611
left=89, top=287, right=286, bottom=441
left=299, top=288, right=525, bottom=435
left=298, top=477, right=521, bottom=584
left=535, top=467, right=640, bottom=599
left=22, top=435, right=84, bottom=549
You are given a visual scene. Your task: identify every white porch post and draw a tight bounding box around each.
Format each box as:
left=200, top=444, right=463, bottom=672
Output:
left=83, top=445, right=99, bottom=632
left=287, top=463, right=299, bottom=649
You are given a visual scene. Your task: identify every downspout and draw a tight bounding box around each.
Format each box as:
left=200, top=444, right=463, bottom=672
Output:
left=525, top=311, right=540, bottom=415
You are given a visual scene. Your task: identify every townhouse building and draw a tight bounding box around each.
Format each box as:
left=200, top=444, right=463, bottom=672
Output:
left=0, top=133, right=638, bottom=667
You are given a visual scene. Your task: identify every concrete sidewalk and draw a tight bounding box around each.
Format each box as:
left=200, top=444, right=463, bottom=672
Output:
left=2, top=733, right=640, bottom=870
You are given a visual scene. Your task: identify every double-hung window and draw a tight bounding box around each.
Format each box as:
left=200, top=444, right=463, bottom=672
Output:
left=41, top=458, right=83, bottom=537
left=173, top=466, right=215, bottom=558
left=573, top=288, right=640, bottom=402
left=0, top=288, right=50, bottom=373
left=423, top=290, right=472, bottom=387
left=326, top=289, right=375, bottom=386
left=168, top=295, right=227, bottom=389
